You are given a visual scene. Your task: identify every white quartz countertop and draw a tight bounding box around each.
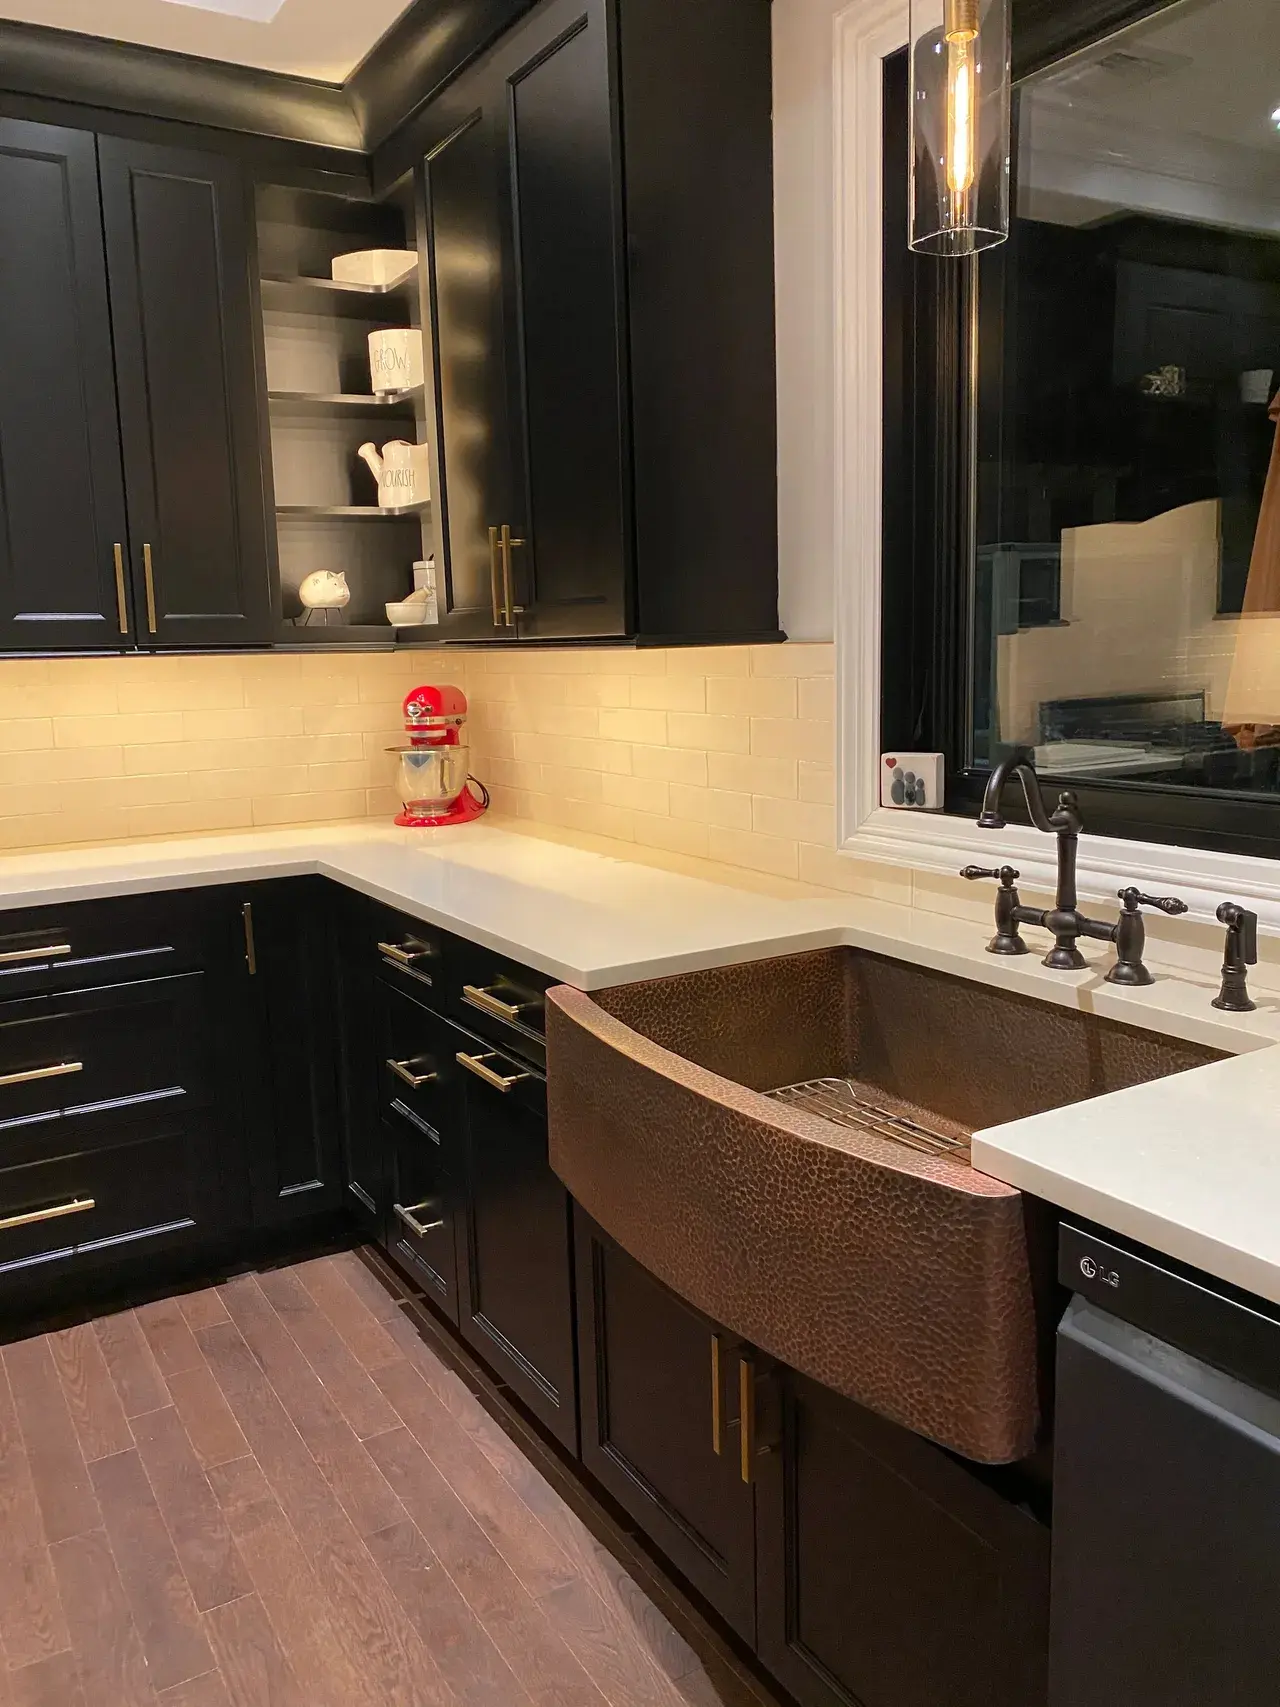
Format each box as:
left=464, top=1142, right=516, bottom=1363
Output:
left=973, top=1047, right=1280, bottom=1309
left=4, top=816, right=1280, bottom=1305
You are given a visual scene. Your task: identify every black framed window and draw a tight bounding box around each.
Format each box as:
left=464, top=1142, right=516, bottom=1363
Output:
left=883, top=0, right=1280, bottom=858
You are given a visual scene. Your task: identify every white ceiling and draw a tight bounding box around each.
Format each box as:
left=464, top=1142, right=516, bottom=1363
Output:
left=1021, top=0, right=1280, bottom=236
left=0, top=0, right=421, bottom=82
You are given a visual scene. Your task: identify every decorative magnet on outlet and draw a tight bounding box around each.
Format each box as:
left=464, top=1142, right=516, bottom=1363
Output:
left=880, top=752, right=944, bottom=810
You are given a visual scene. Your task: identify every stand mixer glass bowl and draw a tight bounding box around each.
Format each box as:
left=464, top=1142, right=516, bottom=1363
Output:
left=392, top=743, right=471, bottom=816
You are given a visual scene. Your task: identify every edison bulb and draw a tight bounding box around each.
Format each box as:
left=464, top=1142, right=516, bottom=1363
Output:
left=945, top=33, right=977, bottom=195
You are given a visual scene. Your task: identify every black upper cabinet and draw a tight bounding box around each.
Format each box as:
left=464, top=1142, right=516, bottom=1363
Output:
left=100, top=137, right=275, bottom=647
left=406, top=0, right=778, bottom=645
left=0, top=120, right=130, bottom=651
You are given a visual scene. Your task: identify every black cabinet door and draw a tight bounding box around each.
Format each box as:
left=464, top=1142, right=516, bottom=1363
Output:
left=334, top=894, right=385, bottom=1236
left=99, top=136, right=275, bottom=649
left=420, top=79, right=519, bottom=642
left=756, top=1369, right=1050, bottom=1707
left=0, top=120, right=130, bottom=650
left=454, top=1030, right=577, bottom=1450
left=575, top=1212, right=756, bottom=1640
left=492, top=0, right=627, bottom=640
left=420, top=0, right=627, bottom=643
left=237, top=879, right=344, bottom=1227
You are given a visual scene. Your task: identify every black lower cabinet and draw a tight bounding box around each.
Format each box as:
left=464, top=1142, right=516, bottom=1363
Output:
left=455, top=1030, right=577, bottom=1452
left=756, top=1369, right=1050, bottom=1707
left=235, top=879, right=344, bottom=1226
left=575, top=1211, right=756, bottom=1641
left=0, top=897, right=249, bottom=1314
left=377, top=978, right=466, bottom=1323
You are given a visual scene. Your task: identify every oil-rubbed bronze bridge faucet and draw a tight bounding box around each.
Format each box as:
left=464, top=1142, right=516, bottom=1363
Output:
left=960, top=749, right=1188, bottom=985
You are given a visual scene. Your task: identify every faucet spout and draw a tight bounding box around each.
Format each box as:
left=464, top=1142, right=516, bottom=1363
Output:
left=976, top=750, right=1089, bottom=967
left=978, top=749, right=1059, bottom=835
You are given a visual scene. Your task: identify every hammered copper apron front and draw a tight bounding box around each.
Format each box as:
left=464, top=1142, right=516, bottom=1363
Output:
left=546, top=949, right=1220, bottom=1466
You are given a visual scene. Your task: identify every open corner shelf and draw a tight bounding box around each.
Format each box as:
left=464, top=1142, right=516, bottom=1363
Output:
left=261, top=272, right=417, bottom=320
left=276, top=502, right=431, bottom=521
left=268, top=387, right=424, bottom=415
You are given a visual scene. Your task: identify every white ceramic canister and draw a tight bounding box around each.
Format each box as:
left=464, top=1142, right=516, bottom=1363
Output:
left=367, top=328, right=425, bottom=396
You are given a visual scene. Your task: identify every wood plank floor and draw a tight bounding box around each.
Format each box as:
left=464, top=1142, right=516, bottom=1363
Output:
left=0, top=1252, right=746, bottom=1707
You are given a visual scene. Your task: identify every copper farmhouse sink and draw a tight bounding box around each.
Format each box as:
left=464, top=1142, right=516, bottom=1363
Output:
left=546, top=948, right=1219, bottom=1464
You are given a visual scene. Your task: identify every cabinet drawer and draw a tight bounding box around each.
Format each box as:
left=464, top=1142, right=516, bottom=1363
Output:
left=383, top=1117, right=461, bottom=1322
left=0, top=891, right=215, bottom=1000
left=447, top=940, right=552, bottom=1069
left=377, top=980, right=466, bottom=1153
left=0, top=975, right=210, bottom=1137
left=0, top=1123, right=210, bottom=1283
left=365, top=900, right=444, bottom=997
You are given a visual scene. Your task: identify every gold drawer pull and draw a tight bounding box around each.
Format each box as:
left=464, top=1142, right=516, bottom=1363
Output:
left=711, top=1334, right=723, bottom=1456
left=739, top=1356, right=755, bottom=1485
left=113, top=542, right=129, bottom=635
left=456, top=1051, right=529, bottom=1093
left=0, top=1060, right=83, bottom=1090
left=462, top=984, right=531, bottom=1022
left=0, top=1197, right=94, bottom=1234
left=142, top=542, right=158, bottom=635
left=394, top=1199, right=445, bottom=1238
left=0, top=944, right=72, bottom=965
left=387, top=1058, right=437, bottom=1089
left=378, top=939, right=433, bottom=967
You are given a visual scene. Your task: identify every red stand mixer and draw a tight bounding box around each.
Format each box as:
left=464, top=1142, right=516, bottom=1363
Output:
left=389, top=686, right=489, bottom=827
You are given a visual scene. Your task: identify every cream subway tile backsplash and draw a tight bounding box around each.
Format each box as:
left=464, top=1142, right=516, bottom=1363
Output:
left=0, top=644, right=905, bottom=908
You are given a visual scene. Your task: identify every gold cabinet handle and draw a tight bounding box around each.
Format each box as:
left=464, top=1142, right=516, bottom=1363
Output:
left=461, top=983, right=530, bottom=1022
left=242, top=902, right=256, bottom=975
left=0, top=1196, right=94, bottom=1234
left=499, top=523, right=525, bottom=627
left=0, top=1060, right=82, bottom=1090
left=711, top=1334, right=723, bottom=1456
left=456, top=1050, right=530, bottom=1093
left=739, top=1356, right=755, bottom=1484
left=377, top=940, right=433, bottom=970
left=113, top=543, right=129, bottom=636
left=387, top=1057, right=438, bottom=1089
left=0, top=943, right=71, bottom=965
left=488, top=524, right=503, bottom=627
left=393, top=1198, right=445, bottom=1238
left=142, top=542, right=158, bottom=634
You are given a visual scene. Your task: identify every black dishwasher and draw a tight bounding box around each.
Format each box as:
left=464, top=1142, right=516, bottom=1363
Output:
left=1052, top=1223, right=1280, bottom=1707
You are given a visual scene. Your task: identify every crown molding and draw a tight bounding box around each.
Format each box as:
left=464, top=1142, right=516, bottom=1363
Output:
left=0, top=18, right=363, bottom=153
left=0, top=0, right=536, bottom=164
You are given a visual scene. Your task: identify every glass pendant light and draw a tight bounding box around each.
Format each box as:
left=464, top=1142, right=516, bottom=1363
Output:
left=909, top=0, right=1011, bottom=255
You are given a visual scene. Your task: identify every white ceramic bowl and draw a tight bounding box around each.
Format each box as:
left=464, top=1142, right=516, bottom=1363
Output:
left=386, top=601, right=427, bottom=625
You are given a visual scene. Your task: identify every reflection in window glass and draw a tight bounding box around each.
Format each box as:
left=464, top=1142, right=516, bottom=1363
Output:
left=973, top=0, right=1280, bottom=796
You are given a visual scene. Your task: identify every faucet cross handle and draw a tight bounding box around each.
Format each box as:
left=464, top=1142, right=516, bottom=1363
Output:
left=961, top=864, right=1020, bottom=889
left=959, top=865, right=1029, bottom=956
left=1118, top=887, right=1190, bottom=919
left=1106, top=888, right=1189, bottom=988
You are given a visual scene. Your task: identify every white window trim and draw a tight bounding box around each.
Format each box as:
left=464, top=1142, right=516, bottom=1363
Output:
left=820, top=0, right=1280, bottom=931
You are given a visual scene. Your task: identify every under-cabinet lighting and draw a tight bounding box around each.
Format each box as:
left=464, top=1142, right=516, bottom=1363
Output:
left=161, top=0, right=287, bottom=20
left=909, top=0, right=1011, bottom=255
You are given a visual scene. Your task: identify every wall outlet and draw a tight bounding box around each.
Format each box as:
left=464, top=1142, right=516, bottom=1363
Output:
left=880, top=752, right=944, bottom=810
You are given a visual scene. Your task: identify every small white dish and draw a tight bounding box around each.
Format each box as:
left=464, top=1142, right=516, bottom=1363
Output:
left=386, top=600, right=428, bottom=625
left=331, top=249, right=417, bottom=288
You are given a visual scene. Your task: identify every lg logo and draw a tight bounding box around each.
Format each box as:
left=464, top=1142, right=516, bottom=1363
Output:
left=1080, top=1254, right=1121, bottom=1289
